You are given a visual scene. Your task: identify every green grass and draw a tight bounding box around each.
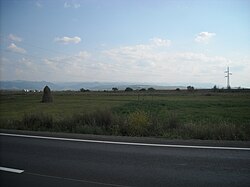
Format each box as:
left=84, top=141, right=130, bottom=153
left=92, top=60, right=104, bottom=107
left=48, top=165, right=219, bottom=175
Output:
left=0, top=90, right=250, bottom=140
left=0, top=91, right=134, bottom=120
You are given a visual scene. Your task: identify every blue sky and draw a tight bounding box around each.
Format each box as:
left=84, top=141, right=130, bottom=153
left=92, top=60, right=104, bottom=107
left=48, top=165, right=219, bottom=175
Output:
left=0, top=0, right=249, bottom=87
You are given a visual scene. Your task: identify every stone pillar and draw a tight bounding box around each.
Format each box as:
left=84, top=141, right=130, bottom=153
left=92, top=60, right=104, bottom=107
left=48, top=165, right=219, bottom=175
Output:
left=42, top=86, right=53, bottom=103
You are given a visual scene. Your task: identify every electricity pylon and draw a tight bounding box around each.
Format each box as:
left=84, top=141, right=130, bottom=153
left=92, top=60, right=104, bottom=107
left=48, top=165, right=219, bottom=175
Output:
left=225, top=66, right=232, bottom=89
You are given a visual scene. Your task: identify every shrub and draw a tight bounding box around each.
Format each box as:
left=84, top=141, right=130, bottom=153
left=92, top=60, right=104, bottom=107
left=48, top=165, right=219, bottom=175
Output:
left=167, top=112, right=180, bottom=129
left=148, top=87, right=155, bottom=91
left=187, top=86, right=194, bottom=91
left=93, top=109, right=113, bottom=129
left=61, top=109, right=115, bottom=134
left=147, top=114, right=165, bottom=136
left=22, top=112, right=53, bottom=130
left=125, top=87, right=133, bottom=92
left=127, top=111, right=150, bottom=136
left=1, top=106, right=249, bottom=141
left=80, top=88, right=90, bottom=92
left=179, top=122, right=249, bottom=140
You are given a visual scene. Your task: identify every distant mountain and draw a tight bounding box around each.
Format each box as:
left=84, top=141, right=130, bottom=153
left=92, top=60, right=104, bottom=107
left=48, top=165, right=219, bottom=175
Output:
left=0, top=80, right=214, bottom=91
left=0, top=80, right=57, bottom=91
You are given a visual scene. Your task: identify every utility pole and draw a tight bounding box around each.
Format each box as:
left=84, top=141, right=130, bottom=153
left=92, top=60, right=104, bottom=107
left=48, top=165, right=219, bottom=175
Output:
left=225, top=66, right=232, bottom=89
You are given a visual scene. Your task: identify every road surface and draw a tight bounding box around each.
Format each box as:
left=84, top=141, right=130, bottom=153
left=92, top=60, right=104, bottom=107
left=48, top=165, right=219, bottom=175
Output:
left=0, top=131, right=250, bottom=187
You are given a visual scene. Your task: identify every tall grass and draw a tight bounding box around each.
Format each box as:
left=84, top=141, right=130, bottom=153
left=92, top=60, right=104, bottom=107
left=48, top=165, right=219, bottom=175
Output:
left=22, top=112, right=53, bottom=130
left=1, top=91, right=249, bottom=140
left=127, top=111, right=150, bottom=136
left=1, top=109, right=249, bottom=140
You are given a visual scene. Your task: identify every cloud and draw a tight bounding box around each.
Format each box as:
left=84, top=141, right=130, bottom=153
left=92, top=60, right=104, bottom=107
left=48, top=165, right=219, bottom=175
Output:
left=54, top=36, right=81, bottom=44
left=7, top=43, right=26, bottom=54
left=150, top=37, right=171, bottom=47
left=64, top=1, right=80, bottom=8
left=8, top=34, right=22, bottom=42
left=102, top=40, right=237, bottom=83
left=78, top=51, right=91, bottom=58
left=42, top=51, right=94, bottom=80
left=102, top=37, right=171, bottom=64
left=2, top=36, right=249, bottom=86
left=195, top=32, right=216, bottom=44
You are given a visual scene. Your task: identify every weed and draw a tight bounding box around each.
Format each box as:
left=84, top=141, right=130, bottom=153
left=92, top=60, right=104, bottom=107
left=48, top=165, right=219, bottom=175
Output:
left=127, top=111, right=150, bottom=136
left=22, top=112, right=53, bottom=130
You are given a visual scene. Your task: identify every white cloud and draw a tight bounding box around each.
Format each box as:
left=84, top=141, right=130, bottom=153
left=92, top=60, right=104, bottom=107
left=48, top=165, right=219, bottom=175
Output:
left=2, top=37, right=249, bottom=87
left=54, top=36, right=81, bottom=44
left=39, top=47, right=248, bottom=86
left=103, top=37, right=171, bottom=63
left=78, top=51, right=91, bottom=58
left=103, top=37, right=171, bottom=65
left=150, top=37, right=171, bottom=47
left=8, top=34, right=22, bottom=42
left=64, top=1, right=80, bottom=8
left=41, top=51, right=101, bottom=81
left=7, top=43, right=26, bottom=54
left=102, top=41, right=237, bottom=84
left=195, top=32, right=216, bottom=44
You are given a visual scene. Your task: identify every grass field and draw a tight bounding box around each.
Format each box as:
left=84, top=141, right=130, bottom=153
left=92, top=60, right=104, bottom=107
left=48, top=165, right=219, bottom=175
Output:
left=1, top=90, right=250, bottom=140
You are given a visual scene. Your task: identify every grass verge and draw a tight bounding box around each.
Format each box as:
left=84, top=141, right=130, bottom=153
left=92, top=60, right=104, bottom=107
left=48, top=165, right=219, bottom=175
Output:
left=1, top=91, right=249, bottom=140
left=0, top=109, right=249, bottom=140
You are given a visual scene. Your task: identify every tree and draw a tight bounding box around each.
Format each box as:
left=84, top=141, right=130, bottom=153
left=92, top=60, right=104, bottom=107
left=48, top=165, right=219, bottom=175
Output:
left=42, top=85, right=53, bottom=103
left=112, top=87, right=118, bottom=92
left=212, top=85, right=218, bottom=92
left=80, top=88, right=90, bottom=92
left=148, top=87, right=155, bottom=91
left=187, top=86, right=194, bottom=91
left=139, top=88, right=146, bottom=92
left=125, top=87, right=133, bottom=92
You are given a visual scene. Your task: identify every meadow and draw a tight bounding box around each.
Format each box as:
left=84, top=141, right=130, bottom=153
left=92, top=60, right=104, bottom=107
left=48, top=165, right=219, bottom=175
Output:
left=1, top=90, right=250, bottom=140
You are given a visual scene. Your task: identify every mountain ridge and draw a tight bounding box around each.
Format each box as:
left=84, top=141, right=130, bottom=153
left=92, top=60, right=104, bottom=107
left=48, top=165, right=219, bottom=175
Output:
left=0, top=80, right=216, bottom=91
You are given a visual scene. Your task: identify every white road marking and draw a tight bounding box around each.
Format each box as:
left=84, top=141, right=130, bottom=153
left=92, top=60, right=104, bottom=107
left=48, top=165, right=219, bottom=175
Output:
left=0, top=166, right=24, bottom=174
left=0, top=133, right=250, bottom=151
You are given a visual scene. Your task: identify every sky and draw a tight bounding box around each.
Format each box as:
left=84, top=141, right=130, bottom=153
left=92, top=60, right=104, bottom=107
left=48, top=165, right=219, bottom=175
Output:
left=0, top=0, right=249, bottom=87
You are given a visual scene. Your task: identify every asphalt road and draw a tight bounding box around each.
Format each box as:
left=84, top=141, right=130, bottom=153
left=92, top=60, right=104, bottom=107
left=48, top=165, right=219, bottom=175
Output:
left=0, top=132, right=250, bottom=187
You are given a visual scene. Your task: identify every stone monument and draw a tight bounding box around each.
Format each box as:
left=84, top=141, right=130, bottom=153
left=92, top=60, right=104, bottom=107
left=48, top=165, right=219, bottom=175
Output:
left=42, top=85, right=53, bottom=103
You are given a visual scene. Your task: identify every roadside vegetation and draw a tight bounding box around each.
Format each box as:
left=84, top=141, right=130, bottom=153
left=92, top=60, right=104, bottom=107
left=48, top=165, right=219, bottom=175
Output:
left=0, top=90, right=250, bottom=140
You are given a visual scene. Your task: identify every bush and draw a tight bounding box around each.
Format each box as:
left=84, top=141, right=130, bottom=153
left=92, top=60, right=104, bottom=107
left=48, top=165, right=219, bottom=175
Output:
left=172, top=122, right=249, bottom=140
left=187, top=86, right=194, bottom=91
left=127, top=111, right=150, bottom=136
left=1, top=108, right=249, bottom=141
left=167, top=112, right=180, bottom=129
left=80, top=88, right=90, bottom=92
left=112, top=87, right=118, bottom=92
left=125, top=87, right=133, bottom=92
left=148, top=87, right=155, bottom=91
left=22, top=112, right=53, bottom=130
left=93, top=109, right=113, bottom=129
